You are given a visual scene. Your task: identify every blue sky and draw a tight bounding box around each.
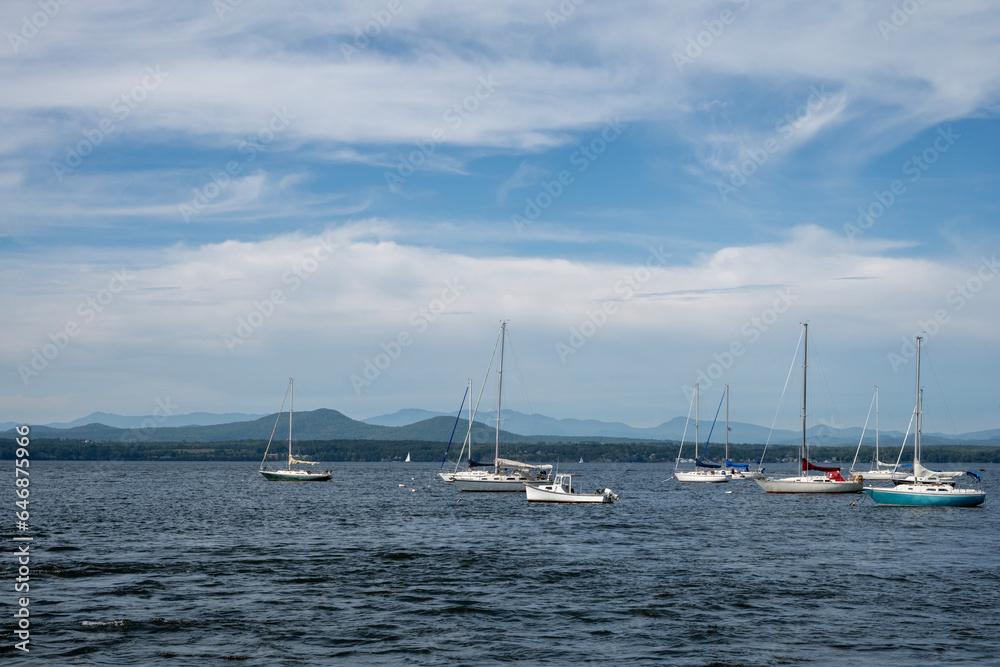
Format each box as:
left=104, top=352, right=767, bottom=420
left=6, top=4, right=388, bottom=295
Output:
left=2, top=1, right=999, bottom=434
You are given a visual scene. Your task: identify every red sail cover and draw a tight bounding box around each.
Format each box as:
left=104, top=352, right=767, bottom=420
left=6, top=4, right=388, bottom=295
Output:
left=801, top=458, right=841, bottom=473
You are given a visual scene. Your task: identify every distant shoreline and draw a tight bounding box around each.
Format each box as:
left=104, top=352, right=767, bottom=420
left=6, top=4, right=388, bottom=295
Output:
left=3, top=438, right=999, bottom=464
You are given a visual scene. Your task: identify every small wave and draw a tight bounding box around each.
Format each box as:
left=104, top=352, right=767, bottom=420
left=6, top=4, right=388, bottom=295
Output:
left=81, top=619, right=130, bottom=627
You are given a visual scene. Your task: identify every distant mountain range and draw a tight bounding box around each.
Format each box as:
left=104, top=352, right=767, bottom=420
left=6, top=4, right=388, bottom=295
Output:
left=362, top=408, right=1000, bottom=445
left=5, top=408, right=998, bottom=446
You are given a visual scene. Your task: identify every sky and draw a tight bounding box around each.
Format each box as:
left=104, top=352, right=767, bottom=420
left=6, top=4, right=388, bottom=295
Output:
left=2, top=1, right=999, bottom=434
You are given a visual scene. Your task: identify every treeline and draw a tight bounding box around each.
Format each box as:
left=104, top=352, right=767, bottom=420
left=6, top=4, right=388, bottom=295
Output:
left=3, top=438, right=1000, bottom=463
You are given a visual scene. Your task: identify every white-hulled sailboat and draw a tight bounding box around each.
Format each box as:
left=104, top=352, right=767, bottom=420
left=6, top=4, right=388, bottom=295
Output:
left=438, top=321, right=552, bottom=491
left=674, top=383, right=731, bottom=483
left=755, top=324, right=862, bottom=494
left=849, top=386, right=904, bottom=480
left=720, top=385, right=764, bottom=480
left=259, top=378, right=332, bottom=482
left=863, top=337, right=985, bottom=507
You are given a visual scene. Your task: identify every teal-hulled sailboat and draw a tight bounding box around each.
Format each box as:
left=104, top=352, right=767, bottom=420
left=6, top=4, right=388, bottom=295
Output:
left=863, top=337, right=984, bottom=507
left=259, top=378, right=331, bottom=482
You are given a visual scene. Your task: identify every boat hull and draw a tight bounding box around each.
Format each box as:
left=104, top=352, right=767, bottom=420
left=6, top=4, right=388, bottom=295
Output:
left=260, top=469, right=331, bottom=482
left=728, top=470, right=764, bottom=480
left=863, top=485, right=985, bottom=507
left=853, top=470, right=901, bottom=481
left=448, top=471, right=549, bottom=492
left=675, top=470, right=730, bottom=483
left=446, top=474, right=546, bottom=492
left=755, top=476, right=862, bottom=493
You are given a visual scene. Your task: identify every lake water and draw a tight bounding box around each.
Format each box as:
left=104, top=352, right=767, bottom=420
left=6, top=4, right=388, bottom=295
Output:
left=6, top=461, right=999, bottom=665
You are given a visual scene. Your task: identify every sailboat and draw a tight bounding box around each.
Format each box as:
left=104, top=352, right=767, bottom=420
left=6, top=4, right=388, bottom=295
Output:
left=755, top=324, right=861, bottom=493
left=438, top=321, right=552, bottom=491
left=674, top=383, right=731, bottom=483
left=719, top=385, right=764, bottom=480
left=849, top=387, right=903, bottom=480
left=405, top=452, right=411, bottom=462
left=863, top=337, right=985, bottom=507
left=259, top=378, right=332, bottom=482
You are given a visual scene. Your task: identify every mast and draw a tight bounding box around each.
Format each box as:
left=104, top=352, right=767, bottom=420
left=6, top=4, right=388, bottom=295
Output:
left=695, top=382, right=699, bottom=457
left=724, top=384, right=729, bottom=466
left=288, top=378, right=294, bottom=470
left=914, top=336, right=922, bottom=468
left=875, top=385, right=880, bottom=465
left=802, top=323, right=808, bottom=474
left=495, top=321, right=506, bottom=473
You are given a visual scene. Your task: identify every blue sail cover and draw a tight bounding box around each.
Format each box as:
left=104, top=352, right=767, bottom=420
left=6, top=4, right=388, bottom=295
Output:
left=725, top=460, right=749, bottom=469
left=695, top=458, right=722, bottom=469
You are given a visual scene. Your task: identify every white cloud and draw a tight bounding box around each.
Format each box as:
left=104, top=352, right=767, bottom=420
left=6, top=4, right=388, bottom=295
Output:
left=3, top=224, right=997, bottom=428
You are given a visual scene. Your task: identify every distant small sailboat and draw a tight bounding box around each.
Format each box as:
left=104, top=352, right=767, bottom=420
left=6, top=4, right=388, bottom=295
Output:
left=405, top=452, right=411, bottom=462
left=259, top=378, right=331, bottom=482
left=578, top=457, right=584, bottom=464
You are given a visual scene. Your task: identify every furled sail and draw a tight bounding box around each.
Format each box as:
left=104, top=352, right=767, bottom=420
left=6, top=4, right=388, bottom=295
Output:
left=801, top=458, right=840, bottom=473
left=913, top=461, right=961, bottom=479
left=495, top=458, right=551, bottom=470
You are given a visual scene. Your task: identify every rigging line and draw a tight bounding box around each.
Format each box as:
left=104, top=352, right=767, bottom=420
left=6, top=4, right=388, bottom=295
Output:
left=760, top=326, right=805, bottom=464
left=674, top=386, right=697, bottom=470
left=921, top=344, right=958, bottom=436
left=850, top=388, right=877, bottom=470
left=261, top=379, right=291, bottom=467
left=502, top=325, right=537, bottom=435
left=440, top=384, right=470, bottom=469
left=701, top=389, right=726, bottom=458
left=809, top=332, right=842, bottom=437
left=466, top=326, right=503, bottom=462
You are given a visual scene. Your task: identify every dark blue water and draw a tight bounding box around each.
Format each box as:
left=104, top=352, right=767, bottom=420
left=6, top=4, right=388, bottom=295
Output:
left=5, top=461, right=998, bottom=665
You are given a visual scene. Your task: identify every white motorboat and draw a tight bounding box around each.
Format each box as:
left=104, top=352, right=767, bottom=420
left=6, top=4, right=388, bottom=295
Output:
left=755, top=324, right=861, bottom=494
left=525, top=473, right=619, bottom=503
